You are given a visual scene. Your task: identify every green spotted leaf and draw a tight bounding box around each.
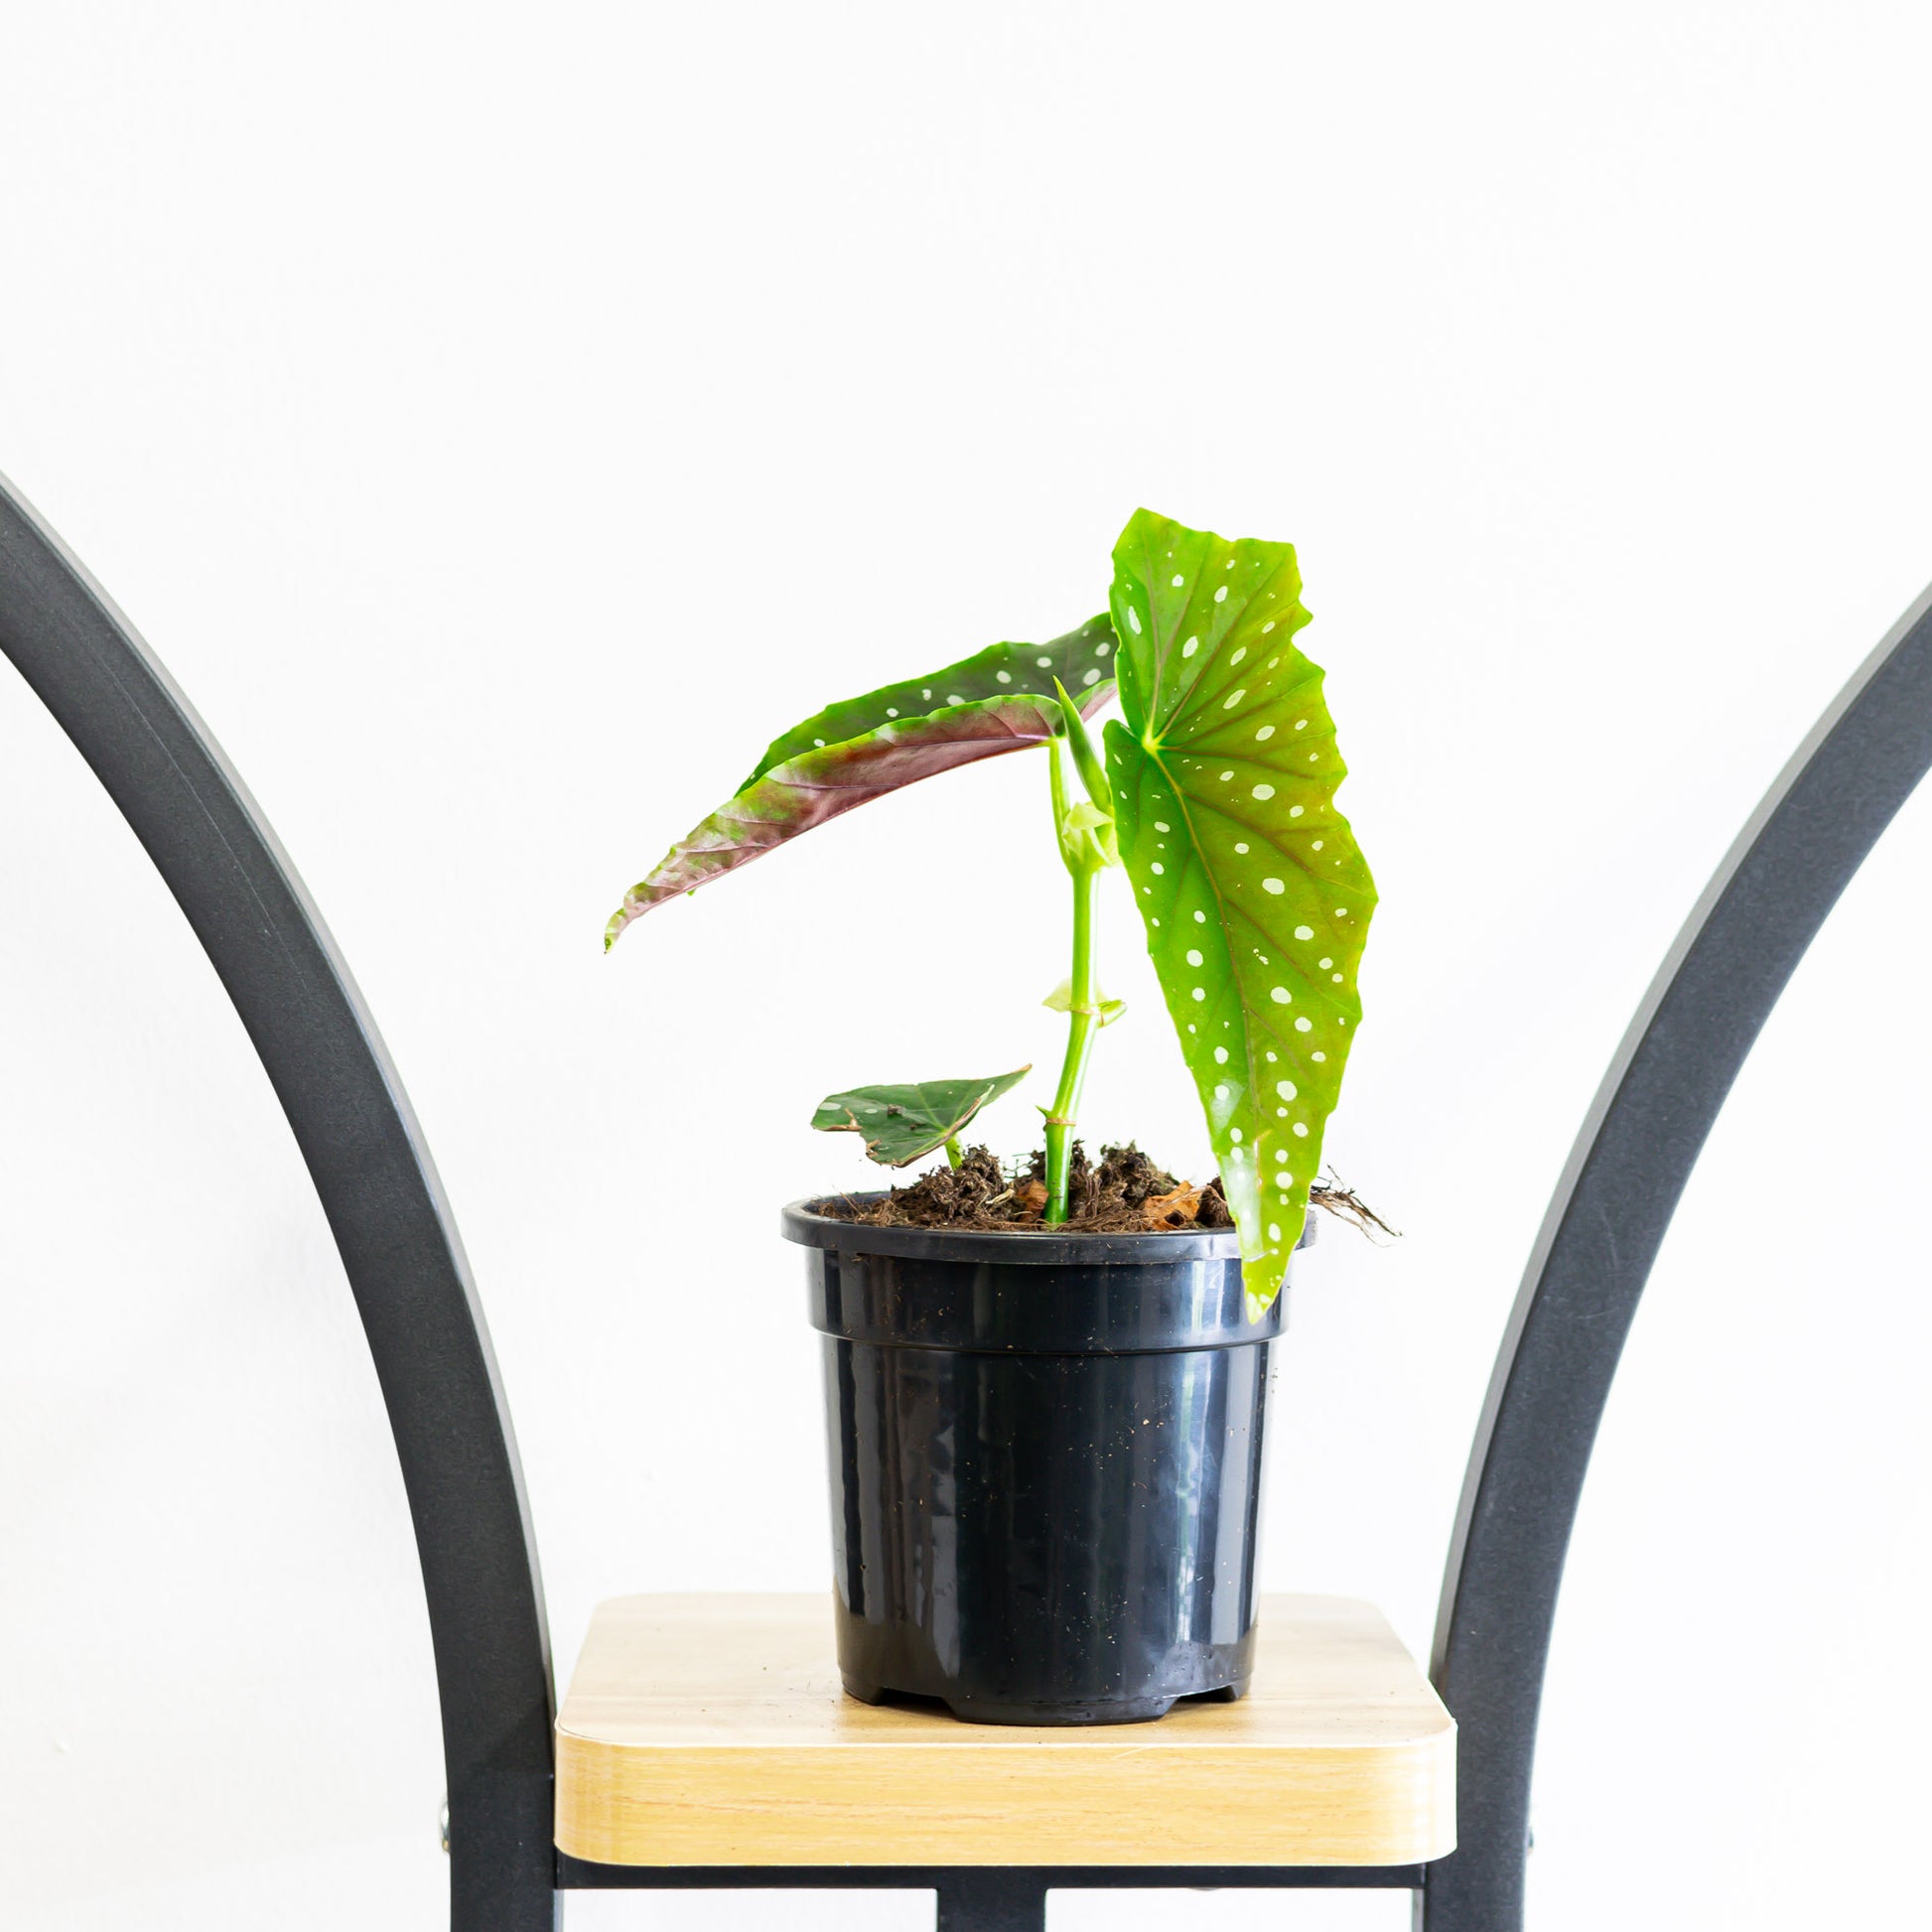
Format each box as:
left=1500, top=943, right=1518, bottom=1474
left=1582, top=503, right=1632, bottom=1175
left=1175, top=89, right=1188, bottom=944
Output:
left=811, top=1067, right=1033, bottom=1167
left=606, top=617, right=1117, bottom=946
left=1103, top=509, right=1377, bottom=1320
left=742, top=616, right=1118, bottom=787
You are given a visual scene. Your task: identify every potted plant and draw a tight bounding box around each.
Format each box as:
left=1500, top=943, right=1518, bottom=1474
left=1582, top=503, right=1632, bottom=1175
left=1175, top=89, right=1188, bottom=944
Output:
left=607, top=509, right=1376, bottom=1724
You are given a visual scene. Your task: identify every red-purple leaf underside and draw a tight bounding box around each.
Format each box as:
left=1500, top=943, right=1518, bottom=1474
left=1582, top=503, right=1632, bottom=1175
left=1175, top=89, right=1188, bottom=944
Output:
left=606, top=688, right=1114, bottom=943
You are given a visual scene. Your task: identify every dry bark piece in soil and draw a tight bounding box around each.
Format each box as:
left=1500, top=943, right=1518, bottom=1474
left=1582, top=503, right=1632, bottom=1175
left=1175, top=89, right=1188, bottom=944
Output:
left=1143, top=1180, right=1204, bottom=1229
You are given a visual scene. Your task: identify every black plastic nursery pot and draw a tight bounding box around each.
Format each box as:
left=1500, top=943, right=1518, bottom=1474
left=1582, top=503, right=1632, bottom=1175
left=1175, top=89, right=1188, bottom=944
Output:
left=782, top=1200, right=1309, bottom=1726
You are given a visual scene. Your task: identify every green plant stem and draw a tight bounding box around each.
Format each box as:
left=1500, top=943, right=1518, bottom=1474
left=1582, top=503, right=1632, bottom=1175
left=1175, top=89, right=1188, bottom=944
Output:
left=944, top=1137, right=963, bottom=1170
left=1043, top=859, right=1098, bottom=1224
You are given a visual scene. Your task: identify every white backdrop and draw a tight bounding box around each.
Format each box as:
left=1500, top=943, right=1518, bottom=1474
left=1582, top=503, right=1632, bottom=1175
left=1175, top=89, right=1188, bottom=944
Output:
left=2, top=4, right=1929, bottom=1928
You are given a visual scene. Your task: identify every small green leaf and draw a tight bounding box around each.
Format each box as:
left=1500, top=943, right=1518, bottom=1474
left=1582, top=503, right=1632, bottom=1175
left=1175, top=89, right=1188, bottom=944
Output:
left=1060, top=798, right=1119, bottom=868
left=811, top=1067, right=1033, bottom=1168
left=742, top=617, right=1118, bottom=789
left=607, top=620, right=1118, bottom=946
left=1103, top=509, right=1377, bottom=1320
left=1048, top=738, right=1119, bottom=875
left=1052, top=677, right=1113, bottom=818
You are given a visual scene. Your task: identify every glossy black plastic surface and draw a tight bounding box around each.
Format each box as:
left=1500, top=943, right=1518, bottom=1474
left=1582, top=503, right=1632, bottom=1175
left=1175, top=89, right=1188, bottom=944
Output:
left=787, top=1202, right=1298, bottom=1725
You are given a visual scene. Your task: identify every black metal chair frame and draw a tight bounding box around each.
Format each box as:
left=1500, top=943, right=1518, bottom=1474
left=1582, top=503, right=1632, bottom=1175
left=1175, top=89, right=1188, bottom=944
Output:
left=6, top=468, right=1927, bottom=1932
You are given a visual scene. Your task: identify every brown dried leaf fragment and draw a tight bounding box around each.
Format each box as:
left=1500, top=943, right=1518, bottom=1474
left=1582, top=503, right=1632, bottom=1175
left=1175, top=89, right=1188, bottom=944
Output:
left=1011, top=1178, right=1048, bottom=1217
left=1142, top=1181, right=1204, bottom=1229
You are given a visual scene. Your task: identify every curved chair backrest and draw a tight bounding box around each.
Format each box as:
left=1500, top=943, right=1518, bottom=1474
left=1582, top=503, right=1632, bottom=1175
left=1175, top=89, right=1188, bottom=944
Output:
left=0, top=476, right=557, bottom=1932
left=6, top=464, right=1930, bottom=1932
left=1423, top=580, right=1932, bottom=1930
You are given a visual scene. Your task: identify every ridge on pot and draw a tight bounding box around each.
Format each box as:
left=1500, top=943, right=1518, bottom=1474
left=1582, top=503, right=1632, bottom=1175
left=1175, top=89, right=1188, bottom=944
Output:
left=786, top=1200, right=1312, bottom=1725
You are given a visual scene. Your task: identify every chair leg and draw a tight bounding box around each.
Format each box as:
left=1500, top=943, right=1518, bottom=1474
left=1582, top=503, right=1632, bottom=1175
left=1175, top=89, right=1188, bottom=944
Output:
left=1414, top=1833, right=1526, bottom=1932
left=936, top=1870, right=1047, bottom=1932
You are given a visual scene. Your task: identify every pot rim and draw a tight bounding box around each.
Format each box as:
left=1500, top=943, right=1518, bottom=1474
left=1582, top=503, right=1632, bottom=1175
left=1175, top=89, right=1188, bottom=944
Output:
left=782, top=1195, right=1313, bottom=1267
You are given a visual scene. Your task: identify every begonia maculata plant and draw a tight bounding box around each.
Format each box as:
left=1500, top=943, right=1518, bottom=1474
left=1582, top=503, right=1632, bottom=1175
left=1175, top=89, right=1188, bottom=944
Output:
left=607, top=509, right=1376, bottom=1318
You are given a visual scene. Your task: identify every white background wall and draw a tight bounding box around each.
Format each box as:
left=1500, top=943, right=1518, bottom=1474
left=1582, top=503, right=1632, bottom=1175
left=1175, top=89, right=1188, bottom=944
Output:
left=2, top=4, right=1929, bottom=1927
